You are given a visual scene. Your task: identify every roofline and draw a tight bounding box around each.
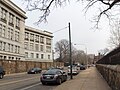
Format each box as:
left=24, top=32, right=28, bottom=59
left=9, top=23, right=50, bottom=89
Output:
left=1, top=0, right=27, bottom=19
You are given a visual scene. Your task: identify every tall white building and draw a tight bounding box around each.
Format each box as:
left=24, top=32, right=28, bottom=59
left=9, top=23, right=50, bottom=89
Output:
left=0, top=0, right=53, bottom=62
left=0, top=0, right=27, bottom=60
left=24, top=26, right=53, bottom=62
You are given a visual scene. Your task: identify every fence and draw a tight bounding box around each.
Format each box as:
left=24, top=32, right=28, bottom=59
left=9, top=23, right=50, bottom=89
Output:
left=96, top=64, right=120, bottom=90
left=0, top=60, right=64, bottom=74
left=97, top=46, right=120, bottom=65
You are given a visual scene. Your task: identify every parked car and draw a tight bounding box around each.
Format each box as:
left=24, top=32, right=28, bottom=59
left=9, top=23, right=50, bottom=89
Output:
left=80, top=65, right=86, bottom=70
left=68, top=66, right=79, bottom=75
left=56, top=66, right=64, bottom=70
left=40, top=69, right=67, bottom=85
left=27, top=67, right=42, bottom=74
left=0, top=66, right=5, bottom=79
left=48, top=66, right=64, bottom=70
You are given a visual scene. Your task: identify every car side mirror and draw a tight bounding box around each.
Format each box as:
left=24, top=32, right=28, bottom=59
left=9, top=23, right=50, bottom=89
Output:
left=63, top=71, right=66, bottom=74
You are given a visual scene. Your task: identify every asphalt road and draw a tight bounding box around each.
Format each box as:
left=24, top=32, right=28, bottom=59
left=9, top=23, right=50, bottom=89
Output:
left=0, top=73, right=58, bottom=90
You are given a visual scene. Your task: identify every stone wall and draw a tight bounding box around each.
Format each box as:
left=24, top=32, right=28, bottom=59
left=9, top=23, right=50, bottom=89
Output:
left=96, top=64, right=120, bottom=90
left=0, top=60, right=64, bottom=74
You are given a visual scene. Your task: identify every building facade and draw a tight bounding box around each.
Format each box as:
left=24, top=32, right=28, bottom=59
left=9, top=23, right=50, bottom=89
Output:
left=0, top=0, right=53, bottom=62
left=24, top=26, right=53, bottom=62
left=0, top=0, right=27, bottom=60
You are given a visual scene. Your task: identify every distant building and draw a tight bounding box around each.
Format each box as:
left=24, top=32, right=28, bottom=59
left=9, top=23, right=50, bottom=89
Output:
left=0, top=0, right=27, bottom=60
left=24, top=26, right=53, bottom=62
left=88, top=54, right=95, bottom=64
left=93, top=53, right=103, bottom=64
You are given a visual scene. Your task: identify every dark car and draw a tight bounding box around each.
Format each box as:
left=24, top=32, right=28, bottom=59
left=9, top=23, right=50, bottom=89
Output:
left=0, top=66, right=5, bottom=79
left=27, top=67, right=42, bottom=74
left=48, top=66, right=64, bottom=70
left=40, top=69, right=67, bottom=85
left=80, top=65, right=86, bottom=70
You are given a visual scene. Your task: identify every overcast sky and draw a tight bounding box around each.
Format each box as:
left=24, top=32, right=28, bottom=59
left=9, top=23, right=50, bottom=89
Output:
left=12, top=0, right=110, bottom=55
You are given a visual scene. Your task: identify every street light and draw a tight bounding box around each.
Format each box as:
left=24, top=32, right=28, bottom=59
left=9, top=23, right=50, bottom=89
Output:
left=68, top=22, right=73, bottom=79
left=74, top=44, right=88, bottom=67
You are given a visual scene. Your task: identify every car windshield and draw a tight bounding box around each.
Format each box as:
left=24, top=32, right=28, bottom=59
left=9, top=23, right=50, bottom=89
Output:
left=44, top=69, right=59, bottom=74
left=31, top=68, right=40, bottom=70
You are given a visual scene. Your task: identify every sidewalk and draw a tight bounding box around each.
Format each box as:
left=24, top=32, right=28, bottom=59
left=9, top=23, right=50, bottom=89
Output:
left=54, top=67, right=111, bottom=90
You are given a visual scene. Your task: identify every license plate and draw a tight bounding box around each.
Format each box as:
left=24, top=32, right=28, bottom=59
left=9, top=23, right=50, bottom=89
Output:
left=46, top=76, right=50, bottom=79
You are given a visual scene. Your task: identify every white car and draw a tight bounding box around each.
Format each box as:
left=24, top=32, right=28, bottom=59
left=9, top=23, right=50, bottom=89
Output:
left=68, top=66, right=79, bottom=75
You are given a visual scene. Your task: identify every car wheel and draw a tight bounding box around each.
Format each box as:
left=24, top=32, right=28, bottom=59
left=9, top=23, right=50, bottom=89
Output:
left=57, top=78, right=62, bottom=85
left=34, top=72, right=37, bottom=74
left=42, top=82, right=46, bottom=85
left=64, top=76, right=67, bottom=81
left=0, top=74, right=3, bottom=79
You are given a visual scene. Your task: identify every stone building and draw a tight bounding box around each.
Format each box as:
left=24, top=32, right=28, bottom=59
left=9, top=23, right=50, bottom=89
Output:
left=0, top=0, right=53, bottom=62
left=24, top=26, right=53, bottom=62
left=0, top=0, right=27, bottom=60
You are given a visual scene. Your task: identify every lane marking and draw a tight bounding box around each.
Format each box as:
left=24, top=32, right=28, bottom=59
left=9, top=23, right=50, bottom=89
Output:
left=19, top=83, right=41, bottom=90
left=0, top=76, right=40, bottom=86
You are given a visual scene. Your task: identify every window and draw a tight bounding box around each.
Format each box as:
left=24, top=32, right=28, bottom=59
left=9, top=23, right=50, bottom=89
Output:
left=12, top=57, right=14, bottom=60
left=25, top=52, right=28, bottom=58
left=25, top=32, right=29, bottom=40
left=15, top=45, right=17, bottom=53
left=4, top=56, right=6, bottom=60
left=1, top=8, right=7, bottom=23
left=8, top=28, right=13, bottom=40
left=35, top=44, right=39, bottom=51
left=10, top=29, right=13, bottom=40
left=15, top=31, right=19, bottom=41
left=46, top=38, right=51, bottom=45
left=16, top=17, right=20, bottom=29
left=18, top=46, right=20, bottom=54
left=40, top=45, right=44, bottom=51
left=0, top=56, right=2, bottom=60
left=30, top=43, right=34, bottom=50
left=35, top=35, right=39, bottom=42
left=2, top=9, right=6, bottom=19
left=2, top=25, right=6, bottom=37
left=9, top=57, right=11, bottom=60
left=11, top=45, right=13, bottom=52
left=0, top=8, right=1, bottom=17
left=31, top=53, right=34, bottom=58
left=40, top=36, right=44, bottom=43
left=36, top=53, right=39, bottom=58
left=30, top=34, right=34, bottom=41
left=8, top=43, right=10, bottom=52
left=3, top=42, right=6, bottom=51
left=0, top=24, right=2, bottom=36
left=24, top=42, right=28, bottom=49
left=48, top=55, right=50, bottom=59
left=41, top=54, right=44, bottom=59
left=46, top=46, right=51, bottom=52
left=8, top=28, right=10, bottom=38
left=9, top=13, right=14, bottom=26
left=0, top=41, right=2, bottom=50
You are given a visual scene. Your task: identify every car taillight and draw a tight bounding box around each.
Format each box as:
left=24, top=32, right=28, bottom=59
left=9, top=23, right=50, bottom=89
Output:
left=40, top=75, right=43, bottom=79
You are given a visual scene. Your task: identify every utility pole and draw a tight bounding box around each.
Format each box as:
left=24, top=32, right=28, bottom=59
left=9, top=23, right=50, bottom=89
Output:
left=69, top=22, right=73, bottom=79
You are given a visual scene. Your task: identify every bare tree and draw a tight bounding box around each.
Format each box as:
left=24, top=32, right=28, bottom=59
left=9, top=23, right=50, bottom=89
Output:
left=72, top=50, right=87, bottom=64
left=108, top=20, right=120, bottom=48
left=84, top=0, right=120, bottom=28
left=98, top=48, right=109, bottom=56
left=23, top=0, right=120, bottom=27
left=55, top=39, right=77, bottom=62
left=55, top=39, right=70, bottom=62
